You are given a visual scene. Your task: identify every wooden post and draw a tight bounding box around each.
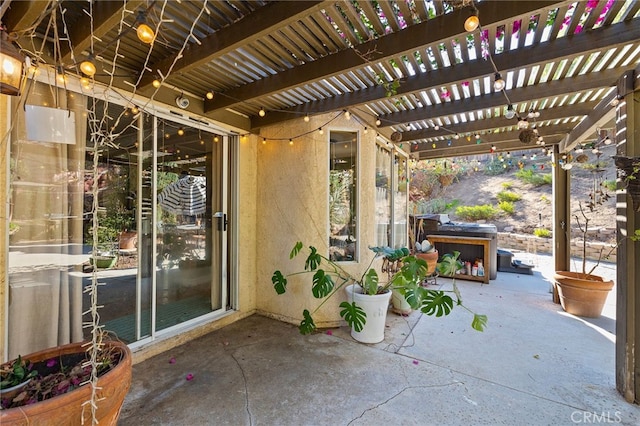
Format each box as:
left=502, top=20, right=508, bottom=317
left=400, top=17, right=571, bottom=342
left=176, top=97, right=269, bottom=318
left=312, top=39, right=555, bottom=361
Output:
left=615, top=68, right=640, bottom=404
left=552, top=144, right=570, bottom=303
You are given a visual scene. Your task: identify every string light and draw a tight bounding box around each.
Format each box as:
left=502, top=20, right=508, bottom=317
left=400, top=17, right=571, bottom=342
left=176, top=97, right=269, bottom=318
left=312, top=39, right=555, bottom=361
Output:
left=259, top=107, right=266, bottom=117
left=505, top=105, right=516, bottom=119
left=136, top=10, right=155, bottom=43
left=493, top=73, right=505, bottom=91
left=206, top=91, right=214, bottom=100
left=318, top=127, right=324, bottom=135
left=304, top=114, right=310, bottom=122
left=289, top=139, right=294, bottom=145
left=177, top=127, right=185, bottom=136
left=375, top=118, right=381, bottom=126
left=344, top=110, right=351, bottom=120
left=464, top=6, right=480, bottom=32
left=80, top=55, right=97, bottom=77
left=152, top=79, right=161, bottom=88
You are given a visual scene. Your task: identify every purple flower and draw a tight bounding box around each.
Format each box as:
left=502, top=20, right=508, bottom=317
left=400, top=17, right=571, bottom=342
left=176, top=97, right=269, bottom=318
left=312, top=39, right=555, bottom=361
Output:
left=169, top=357, right=176, bottom=364
left=186, top=373, right=194, bottom=381
left=46, top=358, right=58, bottom=368
left=413, top=360, right=419, bottom=365
left=326, top=330, right=333, bottom=336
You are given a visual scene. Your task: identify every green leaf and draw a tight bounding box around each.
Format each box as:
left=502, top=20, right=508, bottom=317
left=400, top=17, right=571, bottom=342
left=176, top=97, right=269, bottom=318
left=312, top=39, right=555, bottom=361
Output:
left=404, top=286, right=428, bottom=310
left=421, top=290, right=454, bottom=317
left=312, top=270, right=335, bottom=298
left=363, top=268, right=379, bottom=295
left=339, top=301, right=367, bottom=332
left=437, top=251, right=463, bottom=277
left=401, top=256, right=428, bottom=281
left=305, top=246, right=321, bottom=271
left=290, top=241, right=303, bottom=259
left=272, top=271, right=287, bottom=294
left=299, top=309, right=316, bottom=334
left=471, top=314, right=488, bottom=331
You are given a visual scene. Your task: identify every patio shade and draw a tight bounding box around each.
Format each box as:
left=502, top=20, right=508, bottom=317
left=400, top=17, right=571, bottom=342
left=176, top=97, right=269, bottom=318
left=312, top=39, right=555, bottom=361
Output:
left=158, top=175, right=206, bottom=215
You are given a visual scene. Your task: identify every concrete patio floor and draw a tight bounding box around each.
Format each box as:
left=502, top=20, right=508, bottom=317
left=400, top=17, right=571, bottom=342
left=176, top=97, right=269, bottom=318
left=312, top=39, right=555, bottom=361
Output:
left=118, top=252, right=640, bottom=425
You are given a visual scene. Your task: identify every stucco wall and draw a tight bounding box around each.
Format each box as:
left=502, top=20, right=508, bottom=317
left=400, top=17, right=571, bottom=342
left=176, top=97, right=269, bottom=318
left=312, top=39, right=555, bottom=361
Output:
left=238, top=134, right=259, bottom=312
left=255, top=113, right=379, bottom=328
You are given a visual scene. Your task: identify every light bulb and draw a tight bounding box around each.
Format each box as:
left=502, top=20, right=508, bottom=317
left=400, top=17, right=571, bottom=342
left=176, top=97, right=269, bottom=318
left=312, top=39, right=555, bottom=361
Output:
left=505, top=105, right=516, bottom=119
left=363, top=127, right=368, bottom=134
left=318, top=128, right=324, bottom=135
left=136, top=23, right=155, bottom=44
left=304, top=114, right=310, bottom=122
left=603, top=136, right=612, bottom=145
left=177, top=127, right=185, bottom=136
left=464, top=14, right=480, bottom=32
left=80, top=58, right=96, bottom=77
left=493, top=73, right=505, bottom=91
left=433, top=125, right=439, bottom=130
left=344, top=110, right=351, bottom=120
left=206, top=91, right=214, bottom=100
left=131, top=105, right=139, bottom=114
left=375, top=118, right=381, bottom=126
left=214, top=136, right=219, bottom=142
left=289, top=139, right=294, bottom=145
left=454, top=133, right=460, bottom=140
left=259, top=108, right=266, bottom=117
left=152, top=79, right=161, bottom=88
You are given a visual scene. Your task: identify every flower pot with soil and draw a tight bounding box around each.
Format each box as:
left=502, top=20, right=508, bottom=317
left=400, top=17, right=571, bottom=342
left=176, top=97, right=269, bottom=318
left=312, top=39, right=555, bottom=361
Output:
left=0, top=339, right=132, bottom=425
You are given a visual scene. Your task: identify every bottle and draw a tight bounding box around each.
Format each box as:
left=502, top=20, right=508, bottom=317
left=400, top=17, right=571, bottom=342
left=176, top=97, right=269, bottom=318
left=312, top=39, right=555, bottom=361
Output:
left=471, top=265, right=478, bottom=276
left=477, top=261, right=485, bottom=277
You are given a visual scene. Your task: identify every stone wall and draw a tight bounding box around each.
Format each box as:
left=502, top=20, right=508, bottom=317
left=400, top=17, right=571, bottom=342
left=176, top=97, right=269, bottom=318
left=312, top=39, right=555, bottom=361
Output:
left=497, top=232, right=617, bottom=263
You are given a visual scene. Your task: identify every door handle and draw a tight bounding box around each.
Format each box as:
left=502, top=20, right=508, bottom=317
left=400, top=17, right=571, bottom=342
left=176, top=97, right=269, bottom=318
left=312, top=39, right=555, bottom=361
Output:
left=214, top=212, right=227, bottom=231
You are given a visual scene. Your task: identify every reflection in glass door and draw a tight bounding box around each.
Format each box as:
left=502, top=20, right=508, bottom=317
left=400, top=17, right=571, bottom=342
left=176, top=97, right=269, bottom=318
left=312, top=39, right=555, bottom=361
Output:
left=153, top=121, right=226, bottom=333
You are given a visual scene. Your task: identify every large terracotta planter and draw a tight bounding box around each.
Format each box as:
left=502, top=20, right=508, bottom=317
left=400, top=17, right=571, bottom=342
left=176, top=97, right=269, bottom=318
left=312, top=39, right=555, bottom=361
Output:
left=1, top=340, right=132, bottom=426
left=344, top=284, right=392, bottom=344
left=416, top=250, right=439, bottom=277
left=553, top=271, right=614, bottom=318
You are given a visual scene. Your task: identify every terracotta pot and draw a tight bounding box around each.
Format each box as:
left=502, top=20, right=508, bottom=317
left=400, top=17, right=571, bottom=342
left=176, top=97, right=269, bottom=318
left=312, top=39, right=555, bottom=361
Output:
left=553, top=271, right=614, bottom=318
left=1, top=340, right=132, bottom=426
left=416, top=251, right=439, bottom=277
left=119, top=231, right=137, bottom=250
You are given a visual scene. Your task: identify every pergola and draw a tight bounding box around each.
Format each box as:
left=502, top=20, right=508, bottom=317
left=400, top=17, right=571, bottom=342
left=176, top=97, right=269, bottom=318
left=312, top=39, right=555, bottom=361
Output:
left=2, top=0, right=639, bottom=403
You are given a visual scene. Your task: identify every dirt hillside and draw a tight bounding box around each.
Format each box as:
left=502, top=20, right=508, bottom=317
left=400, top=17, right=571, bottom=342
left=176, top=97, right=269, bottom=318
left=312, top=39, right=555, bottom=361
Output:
left=421, top=144, right=618, bottom=243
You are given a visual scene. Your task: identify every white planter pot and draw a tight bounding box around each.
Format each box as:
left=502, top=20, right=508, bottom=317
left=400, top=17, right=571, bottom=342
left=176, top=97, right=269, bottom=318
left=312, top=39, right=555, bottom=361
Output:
left=391, top=288, right=412, bottom=316
left=344, top=284, right=392, bottom=344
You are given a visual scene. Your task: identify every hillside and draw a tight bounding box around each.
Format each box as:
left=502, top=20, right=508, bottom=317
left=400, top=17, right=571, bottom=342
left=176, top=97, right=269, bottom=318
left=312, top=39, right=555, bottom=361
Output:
left=411, top=144, right=618, bottom=243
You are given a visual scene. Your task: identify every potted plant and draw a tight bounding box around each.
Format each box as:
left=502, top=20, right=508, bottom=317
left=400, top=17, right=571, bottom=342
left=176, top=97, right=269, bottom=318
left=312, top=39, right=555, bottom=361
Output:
left=0, top=338, right=131, bottom=424
left=554, top=201, right=616, bottom=317
left=271, top=242, right=486, bottom=344
left=0, top=355, right=38, bottom=400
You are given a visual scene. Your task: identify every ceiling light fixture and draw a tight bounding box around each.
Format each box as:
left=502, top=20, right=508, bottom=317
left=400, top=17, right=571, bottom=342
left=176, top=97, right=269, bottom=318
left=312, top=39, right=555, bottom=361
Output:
left=493, top=73, right=505, bottom=91
left=136, top=10, right=155, bottom=44
left=0, top=27, right=24, bottom=96
left=177, top=127, right=185, bottom=136
left=259, top=107, right=266, bottom=117
left=152, top=79, right=161, bottom=88
left=205, top=91, right=214, bottom=100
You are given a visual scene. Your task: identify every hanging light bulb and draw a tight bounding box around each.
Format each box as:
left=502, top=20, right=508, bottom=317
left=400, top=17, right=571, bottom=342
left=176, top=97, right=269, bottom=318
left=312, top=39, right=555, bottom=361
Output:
left=136, top=10, right=155, bottom=44
left=262, top=138, right=267, bottom=144
left=177, top=127, right=185, bottom=136
left=517, top=118, right=529, bottom=129
left=259, top=107, right=266, bottom=117
left=214, top=135, right=220, bottom=142
left=433, top=125, right=440, bottom=130
left=289, top=139, right=294, bottom=146
left=454, top=133, right=460, bottom=140
left=603, top=136, right=612, bottom=145
left=375, top=118, right=381, bottom=127
left=79, top=55, right=96, bottom=77
left=504, top=105, right=516, bottom=119
left=464, top=8, right=480, bottom=32
left=318, top=127, right=324, bottom=135
left=206, top=91, right=214, bottom=100
left=304, top=114, right=310, bottom=122
left=363, top=127, right=368, bottom=134
left=493, top=73, right=505, bottom=91
left=344, top=110, right=351, bottom=120
left=152, top=79, right=161, bottom=88
left=131, top=105, right=139, bottom=114
left=0, top=28, right=24, bottom=96
left=527, top=109, right=536, bottom=119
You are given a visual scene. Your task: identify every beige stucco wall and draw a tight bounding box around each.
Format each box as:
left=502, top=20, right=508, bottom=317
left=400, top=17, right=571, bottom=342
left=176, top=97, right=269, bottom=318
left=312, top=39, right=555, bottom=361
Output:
left=254, top=112, right=380, bottom=328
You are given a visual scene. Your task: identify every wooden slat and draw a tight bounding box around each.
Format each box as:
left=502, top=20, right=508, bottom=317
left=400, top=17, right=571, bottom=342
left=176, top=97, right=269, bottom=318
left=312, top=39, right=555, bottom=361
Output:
left=379, top=1, right=402, bottom=32
left=323, top=5, right=360, bottom=46
left=566, top=1, right=588, bottom=36
left=338, top=1, right=372, bottom=41
left=359, top=1, right=387, bottom=36
left=548, top=4, right=570, bottom=41
left=396, top=0, right=415, bottom=26
left=602, top=0, right=627, bottom=25
left=139, top=1, right=330, bottom=88
left=289, top=20, right=328, bottom=56
left=581, top=0, right=610, bottom=30
left=270, top=30, right=310, bottom=63
left=309, top=11, right=351, bottom=51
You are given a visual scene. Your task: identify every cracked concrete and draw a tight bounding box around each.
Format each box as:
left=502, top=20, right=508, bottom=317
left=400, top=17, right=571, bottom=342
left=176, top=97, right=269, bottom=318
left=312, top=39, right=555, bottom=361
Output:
left=118, top=253, right=640, bottom=425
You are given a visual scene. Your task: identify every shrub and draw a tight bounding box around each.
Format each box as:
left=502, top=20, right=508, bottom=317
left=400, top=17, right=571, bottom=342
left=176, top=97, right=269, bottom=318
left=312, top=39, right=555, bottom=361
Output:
left=540, top=194, right=551, bottom=204
left=603, top=179, right=616, bottom=191
left=455, top=204, right=499, bottom=221
left=484, top=158, right=510, bottom=176
left=515, top=169, right=552, bottom=186
left=496, top=191, right=522, bottom=202
left=533, top=228, right=552, bottom=238
left=498, top=201, right=516, bottom=215
left=502, top=182, right=513, bottom=190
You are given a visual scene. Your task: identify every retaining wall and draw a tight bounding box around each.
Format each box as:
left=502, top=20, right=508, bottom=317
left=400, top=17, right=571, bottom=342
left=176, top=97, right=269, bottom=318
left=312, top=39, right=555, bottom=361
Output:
left=497, top=232, right=617, bottom=263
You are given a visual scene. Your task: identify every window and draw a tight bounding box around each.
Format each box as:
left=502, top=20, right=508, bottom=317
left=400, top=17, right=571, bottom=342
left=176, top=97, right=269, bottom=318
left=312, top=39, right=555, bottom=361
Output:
left=329, top=131, right=358, bottom=261
left=375, top=142, right=409, bottom=249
